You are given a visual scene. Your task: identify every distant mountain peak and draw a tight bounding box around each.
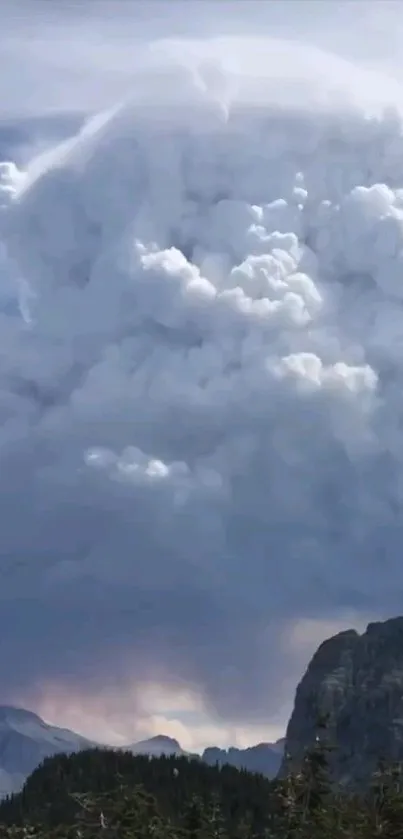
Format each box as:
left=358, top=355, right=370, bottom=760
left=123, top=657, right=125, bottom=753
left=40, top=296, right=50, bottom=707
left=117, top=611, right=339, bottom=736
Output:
left=130, top=734, right=184, bottom=756
left=0, top=705, right=284, bottom=800
left=0, top=706, right=41, bottom=721
left=0, top=704, right=94, bottom=799
left=146, top=735, right=181, bottom=746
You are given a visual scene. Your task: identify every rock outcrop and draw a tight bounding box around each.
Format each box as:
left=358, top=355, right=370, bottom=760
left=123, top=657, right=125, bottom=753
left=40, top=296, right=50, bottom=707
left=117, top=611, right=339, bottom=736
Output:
left=280, top=616, right=403, bottom=787
left=203, top=740, right=284, bottom=777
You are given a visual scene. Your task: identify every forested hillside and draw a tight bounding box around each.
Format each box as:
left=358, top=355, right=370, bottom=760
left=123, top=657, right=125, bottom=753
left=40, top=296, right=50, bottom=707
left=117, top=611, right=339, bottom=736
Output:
left=1, top=723, right=403, bottom=838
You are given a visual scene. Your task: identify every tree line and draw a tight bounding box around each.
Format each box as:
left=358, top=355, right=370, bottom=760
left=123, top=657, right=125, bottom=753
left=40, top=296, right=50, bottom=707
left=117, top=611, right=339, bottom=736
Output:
left=0, top=717, right=403, bottom=837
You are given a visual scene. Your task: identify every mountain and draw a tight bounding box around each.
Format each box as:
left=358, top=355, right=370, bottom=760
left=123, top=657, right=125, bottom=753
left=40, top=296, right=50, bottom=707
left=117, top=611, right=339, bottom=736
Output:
left=280, top=616, right=403, bottom=788
left=130, top=734, right=186, bottom=757
left=0, top=706, right=284, bottom=798
left=0, top=706, right=94, bottom=797
left=130, top=735, right=283, bottom=777
left=202, top=739, right=284, bottom=777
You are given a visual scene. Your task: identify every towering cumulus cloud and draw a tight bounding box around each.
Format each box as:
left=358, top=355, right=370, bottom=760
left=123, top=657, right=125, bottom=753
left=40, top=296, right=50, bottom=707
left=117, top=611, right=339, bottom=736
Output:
left=1, top=38, right=403, bottom=732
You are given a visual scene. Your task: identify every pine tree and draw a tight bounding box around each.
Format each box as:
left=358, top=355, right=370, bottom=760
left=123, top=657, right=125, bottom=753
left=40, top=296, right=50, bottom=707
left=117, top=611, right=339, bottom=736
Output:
left=366, top=760, right=403, bottom=839
left=203, top=795, right=227, bottom=839
left=232, top=811, right=254, bottom=839
left=182, top=794, right=209, bottom=839
left=276, top=713, right=338, bottom=839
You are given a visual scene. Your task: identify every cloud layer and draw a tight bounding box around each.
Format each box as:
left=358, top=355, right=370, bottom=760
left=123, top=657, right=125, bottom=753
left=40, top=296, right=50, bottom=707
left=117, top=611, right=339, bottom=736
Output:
left=1, top=37, right=403, bottom=737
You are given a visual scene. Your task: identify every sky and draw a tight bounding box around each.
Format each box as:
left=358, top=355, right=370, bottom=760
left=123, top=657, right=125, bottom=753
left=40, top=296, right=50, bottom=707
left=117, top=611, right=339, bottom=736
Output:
left=2, top=0, right=403, bottom=753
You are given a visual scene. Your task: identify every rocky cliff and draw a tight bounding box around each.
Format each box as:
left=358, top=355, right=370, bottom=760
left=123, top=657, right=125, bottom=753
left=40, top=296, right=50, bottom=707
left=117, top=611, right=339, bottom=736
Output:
left=280, top=616, right=403, bottom=787
left=203, top=740, right=284, bottom=777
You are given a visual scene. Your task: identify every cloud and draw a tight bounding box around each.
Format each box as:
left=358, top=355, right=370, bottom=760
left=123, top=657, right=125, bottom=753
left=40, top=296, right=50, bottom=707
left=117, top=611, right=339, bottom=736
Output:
left=35, top=681, right=283, bottom=752
left=3, top=0, right=403, bottom=119
left=2, top=34, right=403, bottom=741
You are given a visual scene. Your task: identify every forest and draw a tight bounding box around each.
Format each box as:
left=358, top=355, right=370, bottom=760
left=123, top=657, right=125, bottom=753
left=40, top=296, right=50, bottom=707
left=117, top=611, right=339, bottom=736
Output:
left=0, top=718, right=402, bottom=838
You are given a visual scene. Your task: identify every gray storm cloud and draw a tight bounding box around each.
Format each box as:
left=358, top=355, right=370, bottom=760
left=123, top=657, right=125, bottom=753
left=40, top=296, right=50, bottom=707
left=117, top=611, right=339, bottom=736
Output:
left=1, top=37, right=403, bottom=724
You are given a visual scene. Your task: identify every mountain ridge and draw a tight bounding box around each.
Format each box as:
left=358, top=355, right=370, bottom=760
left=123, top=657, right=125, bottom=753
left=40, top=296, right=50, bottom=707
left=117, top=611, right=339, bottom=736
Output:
left=0, top=705, right=94, bottom=798
left=0, top=706, right=284, bottom=798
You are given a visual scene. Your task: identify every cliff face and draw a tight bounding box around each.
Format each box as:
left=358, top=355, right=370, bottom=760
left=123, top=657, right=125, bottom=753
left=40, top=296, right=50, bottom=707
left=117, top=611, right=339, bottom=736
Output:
left=281, top=617, right=403, bottom=787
